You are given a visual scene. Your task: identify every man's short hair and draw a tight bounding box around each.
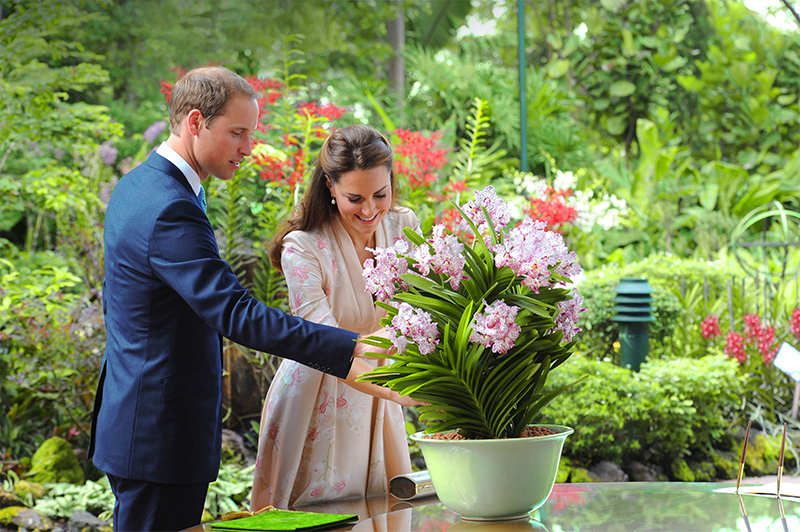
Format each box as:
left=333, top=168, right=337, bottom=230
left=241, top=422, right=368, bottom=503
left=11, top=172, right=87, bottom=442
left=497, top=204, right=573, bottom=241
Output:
left=168, top=67, right=257, bottom=134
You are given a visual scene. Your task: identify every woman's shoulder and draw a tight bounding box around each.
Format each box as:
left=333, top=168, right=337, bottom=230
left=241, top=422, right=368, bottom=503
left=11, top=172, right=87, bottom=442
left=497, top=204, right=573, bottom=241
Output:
left=386, top=206, right=419, bottom=227
left=282, top=225, right=334, bottom=254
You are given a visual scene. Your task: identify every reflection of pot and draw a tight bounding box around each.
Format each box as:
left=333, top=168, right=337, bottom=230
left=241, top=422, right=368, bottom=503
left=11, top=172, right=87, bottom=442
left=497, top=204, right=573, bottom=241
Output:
left=446, top=517, right=549, bottom=532
left=411, top=425, right=573, bottom=521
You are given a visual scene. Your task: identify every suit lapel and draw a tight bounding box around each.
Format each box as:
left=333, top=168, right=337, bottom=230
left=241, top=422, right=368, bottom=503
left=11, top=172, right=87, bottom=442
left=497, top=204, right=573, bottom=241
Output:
left=146, top=151, right=194, bottom=196
left=146, top=151, right=220, bottom=254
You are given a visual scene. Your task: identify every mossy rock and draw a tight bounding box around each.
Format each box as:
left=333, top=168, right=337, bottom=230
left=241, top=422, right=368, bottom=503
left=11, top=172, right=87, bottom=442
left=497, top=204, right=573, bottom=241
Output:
left=741, top=432, right=781, bottom=477
left=688, top=460, right=716, bottom=482
left=14, top=480, right=45, bottom=501
left=556, top=457, right=572, bottom=484
left=750, top=434, right=781, bottom=475
left=670, top=458, right=695, bottom=482
left=0, top=506, right=25, bottom=525
left=26, top=437, right=84, bottom=485
left=0, top=489, right=22, bottom=509
left=711, top=450, right=739, bottom=480
left=569, top=467, right=599, bottom=483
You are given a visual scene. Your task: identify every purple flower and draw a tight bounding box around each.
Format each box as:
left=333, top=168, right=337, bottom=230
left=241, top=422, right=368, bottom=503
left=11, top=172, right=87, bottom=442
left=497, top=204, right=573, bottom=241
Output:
left=97, top=141, right=118, bottom=166
left=469, top=300, right=521, bottom=354
left=388, top=303, right=439, bottom=355
left=493, top=218, right=581, bottom=292
left=413, top=224, right=468, bottom=290
left=143, top=121, right=168, bottom=144
left=554, top=289, right=584, bottom=344
left=363, top=241, right=410, bottom=303
left=460, top=186, right=512, bottom=238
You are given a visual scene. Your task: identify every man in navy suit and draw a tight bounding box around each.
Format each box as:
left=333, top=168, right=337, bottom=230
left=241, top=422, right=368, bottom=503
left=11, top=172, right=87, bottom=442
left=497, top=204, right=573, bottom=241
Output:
left=88, top=67, right=398, bottom=531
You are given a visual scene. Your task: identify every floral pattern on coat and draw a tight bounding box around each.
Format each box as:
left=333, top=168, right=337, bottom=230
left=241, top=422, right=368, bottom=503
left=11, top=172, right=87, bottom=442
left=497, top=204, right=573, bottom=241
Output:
left=250, top=209, right=420, bottom=510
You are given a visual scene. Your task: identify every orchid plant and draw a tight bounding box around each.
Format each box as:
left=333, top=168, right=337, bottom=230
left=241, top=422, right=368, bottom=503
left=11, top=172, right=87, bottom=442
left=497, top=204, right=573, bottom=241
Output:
left=357, top=186, right=587, bottom=440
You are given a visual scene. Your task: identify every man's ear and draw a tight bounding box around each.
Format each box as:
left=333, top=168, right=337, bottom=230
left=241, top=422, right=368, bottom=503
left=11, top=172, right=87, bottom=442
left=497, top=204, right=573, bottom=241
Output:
left=186, top=109, right=204, bottom=136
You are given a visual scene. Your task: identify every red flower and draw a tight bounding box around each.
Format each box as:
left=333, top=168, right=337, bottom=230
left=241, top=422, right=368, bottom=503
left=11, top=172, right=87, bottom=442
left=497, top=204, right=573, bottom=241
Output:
left=791, top=308, right=800, bottom=340
left=724, top=331, right=746, bottom=364
left=393, top=129, right=448, bottom=190
left=526, top=187, right=578, bottom=232
left=700, top=315, right=722, bottom=340
left=758, top=325, right=778, bottom=364
left=297, top=102, right=347, bottom=120
left=743, top=314, right=762, bottom=344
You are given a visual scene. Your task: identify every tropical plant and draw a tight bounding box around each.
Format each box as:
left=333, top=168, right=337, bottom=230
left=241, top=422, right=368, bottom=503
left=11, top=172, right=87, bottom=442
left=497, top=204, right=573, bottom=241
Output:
left=356, top=186, right=586, bottom=440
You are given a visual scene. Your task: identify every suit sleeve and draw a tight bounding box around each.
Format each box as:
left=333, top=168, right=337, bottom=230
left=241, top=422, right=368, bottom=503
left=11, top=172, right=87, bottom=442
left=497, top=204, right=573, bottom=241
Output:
left=148, top=198, right=355, bottom=378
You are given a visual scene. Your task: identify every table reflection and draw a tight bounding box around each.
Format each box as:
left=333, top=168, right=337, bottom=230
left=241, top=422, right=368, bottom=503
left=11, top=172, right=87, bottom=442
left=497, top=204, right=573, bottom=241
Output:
left=186, top=483, right=800, bottom=532
left=350, top=483, right=800, bottom=532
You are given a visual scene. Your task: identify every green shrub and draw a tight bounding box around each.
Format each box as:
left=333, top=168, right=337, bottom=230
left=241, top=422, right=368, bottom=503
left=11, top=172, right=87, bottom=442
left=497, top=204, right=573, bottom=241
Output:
left=576, top=253, right=741, bottom=361
left=539, top=355, right=742, bottom=471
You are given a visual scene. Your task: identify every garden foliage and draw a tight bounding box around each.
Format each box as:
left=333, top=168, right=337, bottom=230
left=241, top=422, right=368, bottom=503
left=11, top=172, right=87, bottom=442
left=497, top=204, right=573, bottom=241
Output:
left=3, top=0, right=800, bottom=510
left=540, top=355, right=742, bottom=467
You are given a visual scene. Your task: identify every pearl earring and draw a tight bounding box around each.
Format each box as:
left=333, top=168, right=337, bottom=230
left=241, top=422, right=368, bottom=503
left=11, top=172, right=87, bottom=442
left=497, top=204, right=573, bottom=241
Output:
left=331, top=198, right=336, bottom=205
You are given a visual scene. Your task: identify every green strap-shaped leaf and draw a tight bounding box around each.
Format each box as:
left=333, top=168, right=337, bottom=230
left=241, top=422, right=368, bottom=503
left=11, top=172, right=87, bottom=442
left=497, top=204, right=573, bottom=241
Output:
left=403, top=226, right=427, bottom=246
left=516, top=375, right=589, bottom=430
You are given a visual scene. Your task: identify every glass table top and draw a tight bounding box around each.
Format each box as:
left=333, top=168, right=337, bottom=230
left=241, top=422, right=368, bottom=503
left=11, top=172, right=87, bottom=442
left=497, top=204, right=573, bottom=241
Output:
left=191, top=482, right=800, bottom=532
left=349, top=483, right=800, bottom=532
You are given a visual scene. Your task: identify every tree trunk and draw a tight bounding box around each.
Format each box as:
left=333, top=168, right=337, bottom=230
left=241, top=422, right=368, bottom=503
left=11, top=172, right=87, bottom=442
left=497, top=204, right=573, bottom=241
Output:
left=386, top=0, right=405, bottom=98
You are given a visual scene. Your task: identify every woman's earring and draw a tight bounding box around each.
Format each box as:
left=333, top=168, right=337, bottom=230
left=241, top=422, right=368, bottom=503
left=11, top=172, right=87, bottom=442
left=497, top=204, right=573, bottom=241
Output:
left=331, top=198, right=336, bottom=205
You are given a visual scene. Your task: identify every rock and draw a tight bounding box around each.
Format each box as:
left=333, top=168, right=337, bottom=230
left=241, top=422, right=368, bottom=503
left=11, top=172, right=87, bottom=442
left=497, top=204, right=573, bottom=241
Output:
left=27, top=437, right=84, bottom=485
left=0, top=506, right=24, bottom=525
left=711, top=450, right=739, bottom=480
left=68, top=509, right=110, bottom=532
left=625, top=461, right=664, bottom=482
left=670, top=458, right=695, bottom=481
left=688, top=460, right=716, bottom=482
left=14, top=508, right=54, bottom=531
left=0, top=489, right=22, bottom=509
left=568, top=467, right=599, bottom=483
left=14, top=480, right=45, bottom=501
left=750, top=433, right=781, bottom=476
left=588, top=460, right=628, bottom=482
left=221, top=429, right=255, bottom=466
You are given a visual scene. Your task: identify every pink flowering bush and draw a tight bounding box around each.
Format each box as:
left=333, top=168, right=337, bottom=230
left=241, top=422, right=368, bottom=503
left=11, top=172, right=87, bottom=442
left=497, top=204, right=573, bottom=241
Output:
left=357, top=186, right=586, bottom=439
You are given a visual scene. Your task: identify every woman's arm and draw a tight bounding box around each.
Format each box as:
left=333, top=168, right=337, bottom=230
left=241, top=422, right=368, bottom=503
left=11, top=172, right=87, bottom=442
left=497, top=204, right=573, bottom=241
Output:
left=281, top=233, right=423, bottom=406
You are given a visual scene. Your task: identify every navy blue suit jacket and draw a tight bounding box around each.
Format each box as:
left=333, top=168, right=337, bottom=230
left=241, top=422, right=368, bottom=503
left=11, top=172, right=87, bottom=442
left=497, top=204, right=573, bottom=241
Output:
left=89, top=152, right=358, bottom=484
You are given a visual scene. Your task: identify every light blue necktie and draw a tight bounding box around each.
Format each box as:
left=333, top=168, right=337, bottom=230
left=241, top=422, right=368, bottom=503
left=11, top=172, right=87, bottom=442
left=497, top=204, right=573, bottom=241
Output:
left=197, top=185, right=207, bottom=214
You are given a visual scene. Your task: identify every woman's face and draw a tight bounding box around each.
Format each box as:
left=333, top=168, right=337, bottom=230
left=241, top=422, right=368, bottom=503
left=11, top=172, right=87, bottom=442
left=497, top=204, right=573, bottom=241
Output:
left=328, top=165, right=392, bottom=245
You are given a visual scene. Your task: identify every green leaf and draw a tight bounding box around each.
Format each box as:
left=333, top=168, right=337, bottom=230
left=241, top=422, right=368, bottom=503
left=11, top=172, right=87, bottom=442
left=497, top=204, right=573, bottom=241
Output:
left=609, top=80, right=636, bottom=98
left=547, top=59, right=570, bottom=79
left=605, top=115, right=627, bottom=136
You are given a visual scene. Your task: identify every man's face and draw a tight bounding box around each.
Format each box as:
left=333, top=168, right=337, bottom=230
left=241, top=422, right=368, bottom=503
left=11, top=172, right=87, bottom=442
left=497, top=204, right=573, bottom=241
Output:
left=196, top=95, right=259, bottom=181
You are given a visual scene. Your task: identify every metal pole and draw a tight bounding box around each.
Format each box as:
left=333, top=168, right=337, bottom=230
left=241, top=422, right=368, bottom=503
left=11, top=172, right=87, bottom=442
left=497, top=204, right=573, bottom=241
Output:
left=518, top=0, right=527, bottom=172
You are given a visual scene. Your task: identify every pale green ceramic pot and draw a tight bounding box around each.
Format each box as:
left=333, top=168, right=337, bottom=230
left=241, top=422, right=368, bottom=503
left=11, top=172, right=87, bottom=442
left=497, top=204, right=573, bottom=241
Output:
left=411, top=425, right=574, bottom=521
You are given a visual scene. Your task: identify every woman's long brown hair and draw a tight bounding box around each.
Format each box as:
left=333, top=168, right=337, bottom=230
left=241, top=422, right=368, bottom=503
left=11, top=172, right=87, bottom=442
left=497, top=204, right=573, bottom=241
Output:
left=268, top=124, right=396, bottom=272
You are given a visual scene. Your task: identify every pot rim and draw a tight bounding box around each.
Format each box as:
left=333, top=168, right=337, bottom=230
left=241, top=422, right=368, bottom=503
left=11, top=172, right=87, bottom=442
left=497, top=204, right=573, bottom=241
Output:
left=410, top=424, right=574, bottom=443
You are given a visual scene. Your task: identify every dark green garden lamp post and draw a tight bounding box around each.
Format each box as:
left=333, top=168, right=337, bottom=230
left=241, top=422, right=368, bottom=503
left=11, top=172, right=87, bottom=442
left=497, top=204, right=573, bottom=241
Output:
left=612, top=278, right=655, bottom=372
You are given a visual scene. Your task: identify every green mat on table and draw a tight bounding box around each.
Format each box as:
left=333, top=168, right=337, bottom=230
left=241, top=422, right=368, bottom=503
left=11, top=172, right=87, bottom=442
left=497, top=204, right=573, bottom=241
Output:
left=209, top=509, right=358, bottom=531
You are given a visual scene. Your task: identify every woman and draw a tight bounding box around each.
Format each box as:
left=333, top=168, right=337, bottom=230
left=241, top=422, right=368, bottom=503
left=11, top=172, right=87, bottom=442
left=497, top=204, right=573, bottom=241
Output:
left=250, top=124, right=422, bottom=510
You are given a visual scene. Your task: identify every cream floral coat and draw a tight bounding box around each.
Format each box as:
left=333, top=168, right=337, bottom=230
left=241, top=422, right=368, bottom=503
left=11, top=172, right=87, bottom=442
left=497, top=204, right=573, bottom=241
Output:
left=250, top=208, right=420, bottom=510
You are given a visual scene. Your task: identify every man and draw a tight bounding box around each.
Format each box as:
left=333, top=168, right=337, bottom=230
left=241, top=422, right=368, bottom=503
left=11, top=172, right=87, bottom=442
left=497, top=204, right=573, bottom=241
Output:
left=88, top=67, right=392, bottom=531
